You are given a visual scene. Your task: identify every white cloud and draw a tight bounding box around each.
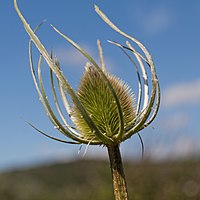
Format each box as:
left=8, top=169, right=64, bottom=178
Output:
left=144, top=9, right=171, bottom=34
left=172, top=137, right=198, bottom=158
left=54, top=43, right=98, bottom=68
left=159, top=112, right=190, bottom=132
left=147, top=137, right=199, bottom=160
left=162, top=79, right=200, bottom=108
left=53, top=45, right=116, bottom=73
left=54, top=46, right=87, bottom=67
left=134, top=6, right=173, bottom=35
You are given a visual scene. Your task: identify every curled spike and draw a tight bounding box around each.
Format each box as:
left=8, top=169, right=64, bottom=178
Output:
left=97, top=39, right=107, bottom=73
left=15, top=0, right=113, bottom=144
left=25, top=120, right=80, bottom=144
left=51, top=24, right=123, bottom=142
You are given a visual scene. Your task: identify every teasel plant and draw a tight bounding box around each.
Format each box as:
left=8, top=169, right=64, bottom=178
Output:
left=14, top=0, right=160, bottom=199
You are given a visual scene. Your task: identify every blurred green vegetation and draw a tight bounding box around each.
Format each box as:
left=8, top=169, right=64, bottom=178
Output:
left=0, top=159, right=199, bottom=200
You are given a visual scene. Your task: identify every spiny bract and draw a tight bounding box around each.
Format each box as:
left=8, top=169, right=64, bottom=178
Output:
left=71, top=63, right=136, bottom=141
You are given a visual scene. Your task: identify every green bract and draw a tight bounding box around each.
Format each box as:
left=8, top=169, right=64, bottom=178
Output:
left=14, top=0, right=160, bottom=146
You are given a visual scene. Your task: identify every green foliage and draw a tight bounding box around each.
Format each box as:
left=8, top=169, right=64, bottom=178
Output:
left=0, top=159, right=199, bottom=200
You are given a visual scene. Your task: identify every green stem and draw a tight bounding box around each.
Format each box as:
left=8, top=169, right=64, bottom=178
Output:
left=107, top=144, right=129, bottom=200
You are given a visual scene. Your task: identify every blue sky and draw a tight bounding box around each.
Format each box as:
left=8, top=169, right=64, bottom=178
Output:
left=1, top=0, right=200, bottom=171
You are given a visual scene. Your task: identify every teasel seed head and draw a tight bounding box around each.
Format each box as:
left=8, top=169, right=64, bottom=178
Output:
left=71, top=63, right=136, bottom=141
left=14, top=0, right=160, bottom=146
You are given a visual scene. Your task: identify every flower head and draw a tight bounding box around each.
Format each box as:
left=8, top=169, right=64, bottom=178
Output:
left=72, top=63, right=136, bottom=141
left=14, top=0, right=160, bottom=146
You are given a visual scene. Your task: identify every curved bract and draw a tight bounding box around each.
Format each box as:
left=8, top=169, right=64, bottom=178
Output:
left=14, top=0, right=160, bottom=146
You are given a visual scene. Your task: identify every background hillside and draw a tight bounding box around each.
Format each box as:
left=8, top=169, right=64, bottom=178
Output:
left=0, top=159, right=199, bottom=200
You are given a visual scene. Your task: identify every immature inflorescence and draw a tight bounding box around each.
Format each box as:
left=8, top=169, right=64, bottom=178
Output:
left=14, top=0, right=160, bottom=146
left=72, top=63, right=136, bottom=141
